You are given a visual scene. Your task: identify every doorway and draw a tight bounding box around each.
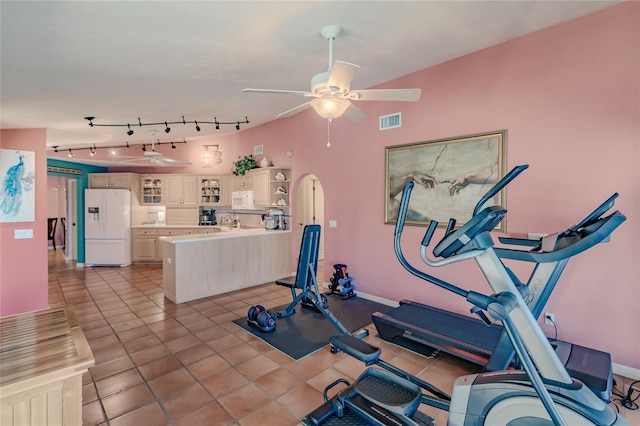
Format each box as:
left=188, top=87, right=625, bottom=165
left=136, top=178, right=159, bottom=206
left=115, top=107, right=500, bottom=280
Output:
left=295, top=174, right=325, bottom=260
left=46, top=174, right=78, bottom=262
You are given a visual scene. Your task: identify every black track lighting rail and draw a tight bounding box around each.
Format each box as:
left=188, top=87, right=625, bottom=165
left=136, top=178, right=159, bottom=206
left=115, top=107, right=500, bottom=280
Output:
left=84, top=115, right=250, bottom=135
left=51, top=139, right=187, bottom=157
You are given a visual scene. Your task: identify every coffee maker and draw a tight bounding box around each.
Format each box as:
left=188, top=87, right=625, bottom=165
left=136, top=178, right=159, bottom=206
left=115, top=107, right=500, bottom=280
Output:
left=199, top=208, right=217, bottom=226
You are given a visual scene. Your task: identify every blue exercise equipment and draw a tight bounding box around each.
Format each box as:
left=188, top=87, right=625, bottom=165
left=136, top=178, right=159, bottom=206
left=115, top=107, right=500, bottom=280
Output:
left=328, top=264, right=357, bottom=300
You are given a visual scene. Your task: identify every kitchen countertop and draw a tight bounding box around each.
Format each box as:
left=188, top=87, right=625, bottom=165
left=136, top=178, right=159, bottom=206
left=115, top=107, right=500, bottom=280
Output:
left=160, top=227, right=290, bottom=243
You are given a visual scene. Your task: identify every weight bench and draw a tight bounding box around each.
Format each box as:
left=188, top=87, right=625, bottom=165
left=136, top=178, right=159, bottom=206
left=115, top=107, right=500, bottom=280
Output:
left=275, top=224, right=368, bottom=338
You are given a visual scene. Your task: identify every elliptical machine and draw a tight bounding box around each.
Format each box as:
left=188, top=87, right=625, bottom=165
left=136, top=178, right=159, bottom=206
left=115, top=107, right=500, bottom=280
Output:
left=304, top=165, right=627, bottom=425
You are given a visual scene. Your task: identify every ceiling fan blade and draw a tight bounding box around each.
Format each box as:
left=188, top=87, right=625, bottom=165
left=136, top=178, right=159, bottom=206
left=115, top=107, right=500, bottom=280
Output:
left=242, top=88, right=311, bottom=96
left=327, top=61, right=360, bottom=91
left=155, top=157, right=192, bottom=166
left=350, top=88, right=422, bottom=102
left=344, top=103, right=368, bottom=122
left=276, top=102, right=312, bottom=118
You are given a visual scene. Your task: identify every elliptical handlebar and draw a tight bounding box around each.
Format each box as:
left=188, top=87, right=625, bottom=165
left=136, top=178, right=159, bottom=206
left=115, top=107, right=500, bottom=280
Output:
left=473, top=164, right=529, bottom=216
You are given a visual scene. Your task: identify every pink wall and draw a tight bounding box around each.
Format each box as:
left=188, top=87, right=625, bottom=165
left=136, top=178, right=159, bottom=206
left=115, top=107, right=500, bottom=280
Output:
left=0, top=129, right=49, bottom=317
left=213, top=3, right=639, bottom=368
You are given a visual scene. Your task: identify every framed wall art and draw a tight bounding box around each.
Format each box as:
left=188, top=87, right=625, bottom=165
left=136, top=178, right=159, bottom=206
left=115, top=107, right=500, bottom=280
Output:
left=385, top=130, right=507, bottom=230
left=0, top=149, right=36, bottom=223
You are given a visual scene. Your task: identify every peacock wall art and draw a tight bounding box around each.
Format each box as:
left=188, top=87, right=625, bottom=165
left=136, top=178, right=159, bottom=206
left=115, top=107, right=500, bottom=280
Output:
left=0, top=149, right=36, bottom=223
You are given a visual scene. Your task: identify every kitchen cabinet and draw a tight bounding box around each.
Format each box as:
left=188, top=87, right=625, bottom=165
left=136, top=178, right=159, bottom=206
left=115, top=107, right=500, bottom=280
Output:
left=221, top=175, right=234, bottom=206
left=199, top=176, right=222, bottom=205
left=231, top=173, right=253, bottom=191
left=89, top=173, right=137, bottom=189
left=164, top=175, right=198, bottom=208
left=141, top=176, right=163, bottom=205
left=251, top=169, right=270, bottom=207
left=132, top=227, right=201, bottom=262
left=132, top=229, right=158, bottom=262
left=250, top=167, right=290, bottom=208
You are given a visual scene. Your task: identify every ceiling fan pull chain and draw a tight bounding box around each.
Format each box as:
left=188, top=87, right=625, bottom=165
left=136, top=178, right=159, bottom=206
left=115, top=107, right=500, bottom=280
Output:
left=326, top=118, right=332, bottom=147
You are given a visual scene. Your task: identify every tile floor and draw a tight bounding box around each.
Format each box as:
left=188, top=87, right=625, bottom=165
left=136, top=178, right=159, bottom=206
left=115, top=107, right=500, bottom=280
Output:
left=47, top=250, right=638, bottom=425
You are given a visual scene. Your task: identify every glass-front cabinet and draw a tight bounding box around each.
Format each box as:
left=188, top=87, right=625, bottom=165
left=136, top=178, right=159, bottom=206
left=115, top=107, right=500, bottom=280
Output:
left=141, top=176, right=163, bottom=205
left=199, top=176, right=222, bottom=205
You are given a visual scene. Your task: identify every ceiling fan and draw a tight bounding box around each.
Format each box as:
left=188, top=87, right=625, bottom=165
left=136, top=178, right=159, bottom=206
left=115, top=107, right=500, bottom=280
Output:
left=118, top=130, right=191, bottom=167
left=242, top=24, right=421, bottom=122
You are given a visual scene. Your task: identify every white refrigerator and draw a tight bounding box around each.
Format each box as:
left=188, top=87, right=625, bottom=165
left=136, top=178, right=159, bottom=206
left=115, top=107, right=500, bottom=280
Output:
left=85, top=189, right=132, bottom=267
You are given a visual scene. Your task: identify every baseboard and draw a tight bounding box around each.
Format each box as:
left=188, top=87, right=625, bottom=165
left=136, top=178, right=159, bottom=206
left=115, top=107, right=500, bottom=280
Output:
left=351, top=291, right=399, bottom=308
left=613, top=363, right=640, bottom=380
left=76, top=263, right=85, bottom=268
left=354, top=291, right=640, bottom=381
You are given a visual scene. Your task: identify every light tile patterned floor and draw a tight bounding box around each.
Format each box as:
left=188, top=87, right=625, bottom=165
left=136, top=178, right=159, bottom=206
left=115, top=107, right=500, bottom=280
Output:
left=46, top=250, right=638, bottom=425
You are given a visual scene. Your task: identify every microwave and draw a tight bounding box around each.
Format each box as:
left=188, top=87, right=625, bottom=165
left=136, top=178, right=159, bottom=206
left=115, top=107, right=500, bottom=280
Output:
left=231, top=190, right=254, bottom=210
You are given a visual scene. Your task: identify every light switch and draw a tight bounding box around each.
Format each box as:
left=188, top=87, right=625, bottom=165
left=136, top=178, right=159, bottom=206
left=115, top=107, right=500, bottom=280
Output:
left=15, top=229, right=34, bottom=239
left=329, top=220, right=337, bottom=228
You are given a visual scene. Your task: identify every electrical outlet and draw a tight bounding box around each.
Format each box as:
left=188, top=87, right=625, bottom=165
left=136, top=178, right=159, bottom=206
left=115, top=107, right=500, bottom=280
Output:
left=544, top=312, right=555, bottom=325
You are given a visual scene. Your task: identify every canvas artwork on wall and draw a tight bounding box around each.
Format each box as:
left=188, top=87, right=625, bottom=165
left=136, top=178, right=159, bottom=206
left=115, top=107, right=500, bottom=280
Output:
left=385, top=130, right=506, bottom=230
left=0, top=149, right=36, bottom=223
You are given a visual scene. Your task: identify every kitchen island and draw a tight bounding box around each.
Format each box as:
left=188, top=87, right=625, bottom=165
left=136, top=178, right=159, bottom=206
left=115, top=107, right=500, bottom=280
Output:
left=161, top=228, right=291, bottom=303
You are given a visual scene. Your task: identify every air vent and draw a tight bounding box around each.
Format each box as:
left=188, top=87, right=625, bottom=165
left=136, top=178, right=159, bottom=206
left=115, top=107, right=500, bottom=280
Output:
left=379, top=113, right=401, bottom=131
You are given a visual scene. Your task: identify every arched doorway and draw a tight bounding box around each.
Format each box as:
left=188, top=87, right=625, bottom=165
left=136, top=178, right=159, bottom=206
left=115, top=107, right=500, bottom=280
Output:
left=295, top=174, right=325, bottom=261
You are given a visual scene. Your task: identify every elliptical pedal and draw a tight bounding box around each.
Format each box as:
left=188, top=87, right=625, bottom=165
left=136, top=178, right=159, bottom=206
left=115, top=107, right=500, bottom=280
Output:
left=330, top=334, right=381, bottom=362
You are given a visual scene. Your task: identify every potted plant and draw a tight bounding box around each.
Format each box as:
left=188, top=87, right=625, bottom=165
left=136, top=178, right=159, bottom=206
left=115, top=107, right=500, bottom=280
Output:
left=232, top=154, right=258, bottom=175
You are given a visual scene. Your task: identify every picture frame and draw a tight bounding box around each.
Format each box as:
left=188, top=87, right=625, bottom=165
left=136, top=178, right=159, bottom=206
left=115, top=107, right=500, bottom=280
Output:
left=385, top=130, right=507, bottom=230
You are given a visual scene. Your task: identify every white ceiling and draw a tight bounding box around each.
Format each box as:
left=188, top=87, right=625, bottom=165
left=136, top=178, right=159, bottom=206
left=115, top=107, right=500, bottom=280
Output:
left=1, top=1, right=620, bottom=150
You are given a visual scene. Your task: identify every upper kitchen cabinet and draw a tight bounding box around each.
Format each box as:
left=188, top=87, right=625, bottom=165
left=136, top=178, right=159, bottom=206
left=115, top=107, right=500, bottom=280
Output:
left=231, top=173, right=253, bottom=191
left=89, top=173, right=138, bottom=189
left=164, top=175, right=198, bottom=208
left=199, top=176, right=222, bottom=205
left=141, top=176, right=163, bottom=205
left=251, top=167, right=290, bottom=208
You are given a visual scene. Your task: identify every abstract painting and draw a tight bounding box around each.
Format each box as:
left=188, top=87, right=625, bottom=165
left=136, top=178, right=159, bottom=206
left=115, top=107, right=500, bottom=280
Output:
left=0, top=149, right=36, bottom=223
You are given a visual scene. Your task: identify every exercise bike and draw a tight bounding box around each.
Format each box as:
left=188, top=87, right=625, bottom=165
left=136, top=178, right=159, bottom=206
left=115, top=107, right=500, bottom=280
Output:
left=304, top=165, right=627, bottom=425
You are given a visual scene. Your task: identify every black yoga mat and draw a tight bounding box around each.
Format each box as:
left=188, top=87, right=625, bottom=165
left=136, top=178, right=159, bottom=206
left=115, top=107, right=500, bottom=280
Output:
left=233, top=296, right=393, bottom=360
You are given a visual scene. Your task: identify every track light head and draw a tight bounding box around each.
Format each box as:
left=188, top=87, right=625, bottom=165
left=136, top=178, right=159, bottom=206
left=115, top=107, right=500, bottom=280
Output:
left=90, top=150, right=96, bottom=157
left=53, top=146, right=59, bottom=153
left=164, top=122, right=171, bottom=133
left=215, top=117, right=220, bottom=131
left=171, top=142, right=176, bottom=149
left=67, top=149, right=74, bottom=158
left=195, top=121, right=201, bottom=132
left=142, top=144, right=146, bottom=152
left=84, top=116, right=95, bottom=127
left=127, top=124, right=134, bottom=136
left=236, top=122, right=240, bottom=131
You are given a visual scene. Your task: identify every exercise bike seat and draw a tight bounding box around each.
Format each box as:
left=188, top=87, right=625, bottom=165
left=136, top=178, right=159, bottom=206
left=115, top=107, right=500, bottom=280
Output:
left=433, top=205, right=507, bottom=258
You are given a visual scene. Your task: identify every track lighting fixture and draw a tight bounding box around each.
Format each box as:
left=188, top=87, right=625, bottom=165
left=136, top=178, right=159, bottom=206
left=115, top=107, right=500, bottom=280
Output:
left=51, top=139, right=188, bottom=157
left=84, top=116, right=250, bottom=133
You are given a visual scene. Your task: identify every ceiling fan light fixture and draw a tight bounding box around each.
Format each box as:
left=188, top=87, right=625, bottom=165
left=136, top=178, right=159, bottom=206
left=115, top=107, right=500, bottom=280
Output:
left=310, top=97, right=350, bottom=120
